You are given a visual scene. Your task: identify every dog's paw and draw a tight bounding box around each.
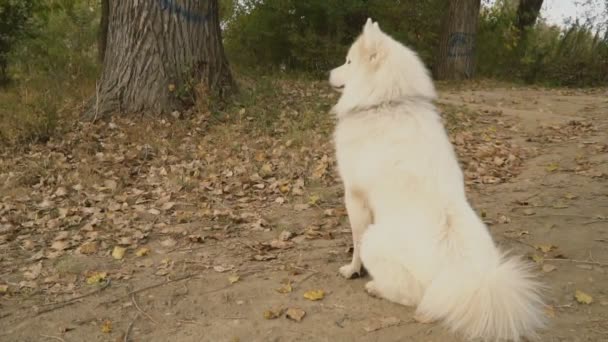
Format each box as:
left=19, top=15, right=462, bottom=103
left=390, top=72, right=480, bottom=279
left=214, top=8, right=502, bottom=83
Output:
left=364, top=281, right=382, bottom=298
left=339, top=264, right=360, bottom=279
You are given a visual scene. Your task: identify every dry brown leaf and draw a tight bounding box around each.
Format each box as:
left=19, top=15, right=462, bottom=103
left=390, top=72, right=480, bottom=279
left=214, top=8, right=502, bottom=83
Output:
left=275, top=282, right=293, bottom=294
left=263, top=306, right=284, bottom=319
left=79, top=241, right=98, bottom=255
left=286, top=307, right=306, bottom=322
left=135, top=247, right=150, bottom=257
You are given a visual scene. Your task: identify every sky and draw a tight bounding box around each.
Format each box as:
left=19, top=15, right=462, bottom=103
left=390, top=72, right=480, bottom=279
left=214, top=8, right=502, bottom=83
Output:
left=537, top=0, right=606, bottom=28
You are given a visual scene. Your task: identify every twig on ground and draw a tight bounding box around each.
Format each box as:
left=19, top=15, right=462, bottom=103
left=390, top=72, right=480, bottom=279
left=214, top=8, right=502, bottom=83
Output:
left=35, top=280, right=111, bottom=315
left=544, top=258, right=608, bottom=267
left=502, top=235, right=536, bottom=250
left=131, top=294, right=158, bottom=324
left=39, top=334, right=67, bottom=342
left=124, top=313, right=140, bottom=342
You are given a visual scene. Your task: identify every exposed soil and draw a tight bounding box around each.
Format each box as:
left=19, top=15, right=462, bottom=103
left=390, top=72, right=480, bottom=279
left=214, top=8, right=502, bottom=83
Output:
left=1, top=83, right=607, bottom=342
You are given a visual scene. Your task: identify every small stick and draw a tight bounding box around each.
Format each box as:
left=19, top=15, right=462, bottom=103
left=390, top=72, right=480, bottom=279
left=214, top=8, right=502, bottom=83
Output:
left=124, top=313, right=140, bottom=342
left=36, top=280, right=111, bottom=315
left=39, top=334, right=67, bottom=342
left=544, top=258, right=608, bottom=267
left=131, top=294, right=158, bottom=324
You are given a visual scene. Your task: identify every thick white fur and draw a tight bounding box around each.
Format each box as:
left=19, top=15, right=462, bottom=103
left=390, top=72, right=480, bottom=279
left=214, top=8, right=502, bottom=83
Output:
left=330, top=19, right=546, bottom=341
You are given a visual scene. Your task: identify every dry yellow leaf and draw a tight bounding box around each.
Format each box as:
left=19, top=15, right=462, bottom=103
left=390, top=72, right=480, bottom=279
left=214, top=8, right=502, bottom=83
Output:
left=101, top=320, right=112, bottom=333
left=303, top=289, right=325, bottom=301
left=535, top=244, right=556, bottom=253
left=135, top=247, right=150, bottom=257
left=308, top=194, right=320, bottom=205
left=86, top=272, right=107, bottom=285
left=112, top=246, right=126, bottom=260
left=228, top=275, right=240, bottom=284
left=574, top=290, right=593, bottom=304
left=546, top=163, right=559, bottom=172
left=0, top=285, right=8, bottom=294
left=531, top=254, right=544, bottom=264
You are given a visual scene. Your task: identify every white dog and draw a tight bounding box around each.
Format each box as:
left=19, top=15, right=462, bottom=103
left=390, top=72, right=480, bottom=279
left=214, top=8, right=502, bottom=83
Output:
left=330, top=19, right=545, bottom=341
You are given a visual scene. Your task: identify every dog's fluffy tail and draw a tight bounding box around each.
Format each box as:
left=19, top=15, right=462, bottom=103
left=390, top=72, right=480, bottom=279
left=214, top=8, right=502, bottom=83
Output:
left=416, top=253, right=546, bottom=341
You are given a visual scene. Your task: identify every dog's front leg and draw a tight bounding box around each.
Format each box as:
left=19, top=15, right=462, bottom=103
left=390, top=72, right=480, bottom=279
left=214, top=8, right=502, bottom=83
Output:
left=340, top=189, right=372, bottom=279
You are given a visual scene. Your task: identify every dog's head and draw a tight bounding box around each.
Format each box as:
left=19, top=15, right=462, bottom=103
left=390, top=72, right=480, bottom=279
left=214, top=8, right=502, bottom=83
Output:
left=329, top=18, right=436, bottom=116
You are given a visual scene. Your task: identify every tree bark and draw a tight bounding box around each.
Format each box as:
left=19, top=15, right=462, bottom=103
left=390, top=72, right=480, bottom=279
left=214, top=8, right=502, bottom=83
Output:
left=86, top=0, right=235, bottom=119
left=515, top=0, right=544, bottom=35
left=434, top=0, right=481, bottom=80
left=98, top=0, right=109, bottom=64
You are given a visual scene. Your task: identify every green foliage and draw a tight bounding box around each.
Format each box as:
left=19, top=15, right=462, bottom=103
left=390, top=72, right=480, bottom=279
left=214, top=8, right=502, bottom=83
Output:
left=0, top=0, right=99, bottom=146
left=476, top=1, right=608, bottom=86
left=0, top=0, right=38, bottom=84
left=223, top=0, right=445, bottom=75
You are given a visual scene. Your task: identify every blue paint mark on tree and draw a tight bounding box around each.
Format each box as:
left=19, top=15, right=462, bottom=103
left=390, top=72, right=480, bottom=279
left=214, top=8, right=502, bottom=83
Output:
left=447, top=32, right=475, bottom=58
left=158, top=0, right=208, bottom=23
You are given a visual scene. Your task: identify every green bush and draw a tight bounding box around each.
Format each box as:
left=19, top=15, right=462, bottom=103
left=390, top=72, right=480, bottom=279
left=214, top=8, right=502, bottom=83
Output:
left=223, top=0, right=445, bottom=76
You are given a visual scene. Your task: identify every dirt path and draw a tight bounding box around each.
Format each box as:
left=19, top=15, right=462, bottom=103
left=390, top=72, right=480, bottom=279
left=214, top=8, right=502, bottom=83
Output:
left=1, top=84, right=607, bottom=342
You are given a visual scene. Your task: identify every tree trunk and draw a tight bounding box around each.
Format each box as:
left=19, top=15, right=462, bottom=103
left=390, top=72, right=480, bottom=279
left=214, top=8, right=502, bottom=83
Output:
left=434, top=0, right=481, bottom=80
left=98, top=0, right=109, bottom=64
left=515, top=0, right=544, bottom=35
left=86, top=0, right=235, bottom=119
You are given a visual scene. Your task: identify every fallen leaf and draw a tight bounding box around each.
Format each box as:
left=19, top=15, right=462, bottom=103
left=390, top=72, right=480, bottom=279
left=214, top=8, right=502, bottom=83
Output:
left=228, top=275, right=240, bottom=284
left=253, top=254, right=277, bottom=261
left=0, top=285, right=8, bottom=294
left=564, top=193, right=578, bottom=200
left=286, top=307, right=306, bottom=322
left=24, top=262, right=42, bottom=280
left=112, top=246, right=126, bottom=260
left=552, top=202, right=569, bottom=209
left=574, top=290, right=593, bottom=304
left=101, top=320, right=112, bottom=333
left=546, top=163, right=559, bottom=172
left=303, top=289, right=325, bottom=301
left=263, top=306, right=284, bottom=319
left=213, top=265, right=234, bottom=273
left=278, top=230, right=293, bottom=241
left=276, top=282, right=293, bottom=294
left=135, top=247, right=150, bottom=257
left=363, top=316, right=401, bottom=332
left=542, top=264, right=556, bottom=273
left=79, top=242, right=98, bottom=255
left=161, top=238, right=177, bottom=248
left=523, top=209, right=536, bottom=216
left=50, top=240, right=69, bottom=251
left=535, top=244, right=556, bottom=253
left=308, top=194, right=320, bottom=205
left=531, top=254, right=544, bottom=264
left=86, top=272, right=107, bottom=285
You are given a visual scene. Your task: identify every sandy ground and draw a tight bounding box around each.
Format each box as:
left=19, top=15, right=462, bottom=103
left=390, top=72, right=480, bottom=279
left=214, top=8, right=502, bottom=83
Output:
left=1, top=84, right=607, bottom=342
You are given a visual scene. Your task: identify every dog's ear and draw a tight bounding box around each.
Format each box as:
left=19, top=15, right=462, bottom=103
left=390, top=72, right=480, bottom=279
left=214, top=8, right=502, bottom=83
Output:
left=361, top=19, right=384, bottom=63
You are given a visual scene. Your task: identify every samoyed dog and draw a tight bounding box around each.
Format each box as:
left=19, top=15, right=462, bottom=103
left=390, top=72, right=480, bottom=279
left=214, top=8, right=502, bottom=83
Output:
left=330, top=19, right=546, bottom=341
